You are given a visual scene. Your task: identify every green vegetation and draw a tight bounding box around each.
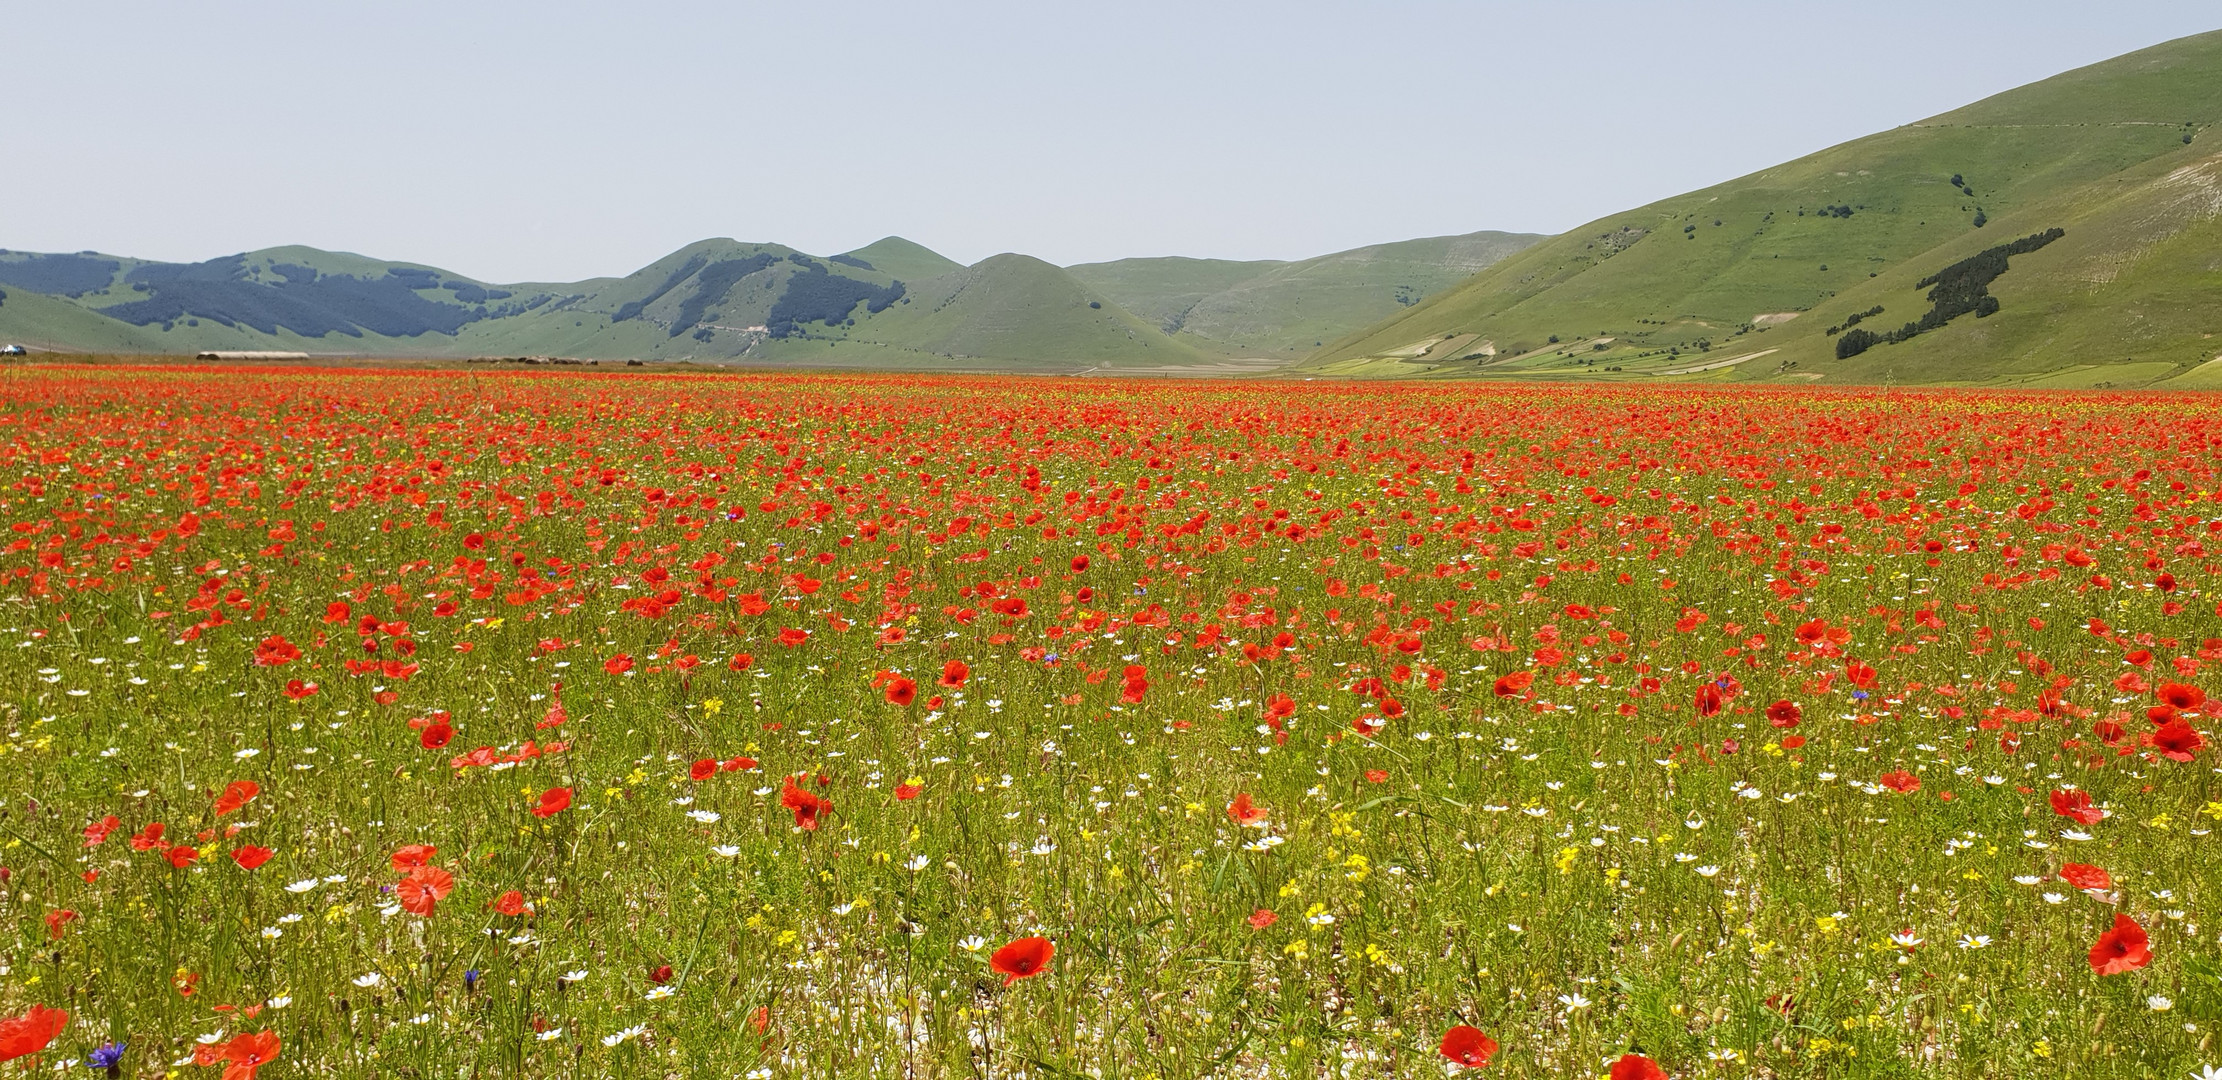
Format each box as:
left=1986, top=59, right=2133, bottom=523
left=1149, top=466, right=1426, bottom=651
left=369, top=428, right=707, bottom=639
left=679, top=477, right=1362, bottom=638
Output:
left=836, top=236, right=965, bottom=283
left=1309, top=30, right=2222, bottom=387
left=1070, top=231, right=1541, bottom=356
left=0, top=230, right=1511, bottom=372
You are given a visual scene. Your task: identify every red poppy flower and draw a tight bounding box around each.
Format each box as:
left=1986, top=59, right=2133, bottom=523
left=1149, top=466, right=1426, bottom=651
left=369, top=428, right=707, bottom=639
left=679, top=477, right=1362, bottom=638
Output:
left=492, top=890, right=532, bottom=916
left=420, top=722, right=454, bottom=750
left=780, top=777, right=830, bottom=830
left=1610, top=1053, right=1668, bottom=1080
left=43, top=909, right=75, bottom=940
left=129, top=822, right=167, bottom=851
left=603, top=653, right=634, bottom=675
left=1120, top=665, right=1149, bottom=704
left=1070, top=554, right=1089, bottom=572
left=1364, top=769, right=1389, bottom=783
left=1694, top=683, right=1724, bottom=718
left=690, top=758, right=718, bottom=781
left=723, top=756, right=758, bottom=772
left=391, top=844, right=437, bottom=871
left=1438, top=1025, right=1498, bottom=1068
left=1781, top=734, right=1807, bottom=749
left=894, top=781, right=923, bottom=801
left=2145, top=720, right=2206, bottom=762
left=938, top=660, right=970, bottom=688
left=1248, top=908, right=1278, bottom=929
left=2049, top=789, right=2105, bottom=825
left=0, top=1003, right=67, bottom=1063
left=213, top=780, right=260, bottom=817
left=162, top=843, right=199, bottom=868
left=1226, top=792, right=1267, bottom=826
left=2089, top=913, right=2151, bottom=975
left=728, top=652, right=754, bottom=671
left=2157, top=682, right=2206, bottom=712
left=324, top=601, right=352, bottom=624
left=230, top=845, right=273, bottom=870
left=205, top=1030, right=281, bottom=1080
left=1878, top=770, right=1920, bottom=794
left=650, top=964, right=674, bottom=984
left=397, top=864, right=456, bottom=917
left=1765, top=700, right=1801, bottom=728
left=531, top=787, right=573, bottom=818
left=885, top=676, right=918, bottom=707
left=82, top=815, right=120, bottom=848
left=282, top=679, right=319, bottom=700
left=777, top=627, right=810, bottom=647
left=1844, top=659, right=1877, bottom=689
left=252, top=635, right=301, bottom=667
left=1493, top=671, right=1534, bottom=697
left=2058, top=863, right=2113, bottom=893
left=989, top=936, right=1054, bottom=986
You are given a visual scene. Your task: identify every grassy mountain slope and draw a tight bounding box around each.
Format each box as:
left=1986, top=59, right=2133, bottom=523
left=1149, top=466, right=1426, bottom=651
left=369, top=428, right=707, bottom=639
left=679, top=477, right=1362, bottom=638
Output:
left=1309, top=30, right=2222, bottom=384
left=0, top=235, right=1225, bottom=370
left=816, top=253, right=1217, bottom=368
left=837, top=236, right=964, bottom=283
left=1070, top=230, right=1541, bottom=356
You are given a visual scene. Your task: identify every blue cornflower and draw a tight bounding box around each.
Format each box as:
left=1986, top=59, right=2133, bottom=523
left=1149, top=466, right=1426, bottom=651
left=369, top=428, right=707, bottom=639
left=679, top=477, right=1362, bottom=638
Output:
left=89, top=1042, right=127, bottom=1072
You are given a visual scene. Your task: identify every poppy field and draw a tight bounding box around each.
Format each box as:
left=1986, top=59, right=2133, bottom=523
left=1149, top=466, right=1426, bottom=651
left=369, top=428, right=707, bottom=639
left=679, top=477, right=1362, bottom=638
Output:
left=2, top=366, right=2221, bottom=1079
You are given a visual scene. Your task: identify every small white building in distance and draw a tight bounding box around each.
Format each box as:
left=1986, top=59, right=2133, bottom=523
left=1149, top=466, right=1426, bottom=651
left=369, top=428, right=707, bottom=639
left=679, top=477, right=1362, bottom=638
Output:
left=196, top=351, right=311, bottom=361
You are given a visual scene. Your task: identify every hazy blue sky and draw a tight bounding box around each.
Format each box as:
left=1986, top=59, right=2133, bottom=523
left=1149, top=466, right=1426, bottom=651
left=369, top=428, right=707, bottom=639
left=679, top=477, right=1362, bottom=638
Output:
left=5, top=2, right=2215, bottom=282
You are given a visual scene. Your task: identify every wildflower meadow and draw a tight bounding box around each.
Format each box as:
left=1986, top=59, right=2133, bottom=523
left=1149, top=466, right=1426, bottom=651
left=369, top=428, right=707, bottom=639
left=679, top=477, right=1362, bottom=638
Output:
left=0, top=365, right=2218, bottom=1079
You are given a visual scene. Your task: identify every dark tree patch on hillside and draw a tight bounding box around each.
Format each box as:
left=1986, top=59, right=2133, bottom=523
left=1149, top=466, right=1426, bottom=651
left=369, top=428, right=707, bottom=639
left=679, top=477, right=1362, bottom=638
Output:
left=0, top=254, right=122, bottom=297
left=612, top=256, right=709, bottom=322
left=828, top=254, right=875, bottom=271
left=668, top=255, right=777, bottom=337
left=1836, top=229, right=2063, bottom=359
left=442, top=280, right=513, bottom=304
left=767, top=263, right=904, bottom=338
left=98, top=255, right=487, bottom=338
left=1826, top=306, right=1886, bottom=336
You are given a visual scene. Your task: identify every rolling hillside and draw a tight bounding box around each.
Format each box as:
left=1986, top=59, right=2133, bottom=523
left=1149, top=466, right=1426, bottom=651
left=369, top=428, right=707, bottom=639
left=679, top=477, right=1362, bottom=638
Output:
left=0, top=229, right=1515, bottom=371
left=1309, top=30, right=2222, bottom=386
left=1069, top=230, right=1541, bottom=356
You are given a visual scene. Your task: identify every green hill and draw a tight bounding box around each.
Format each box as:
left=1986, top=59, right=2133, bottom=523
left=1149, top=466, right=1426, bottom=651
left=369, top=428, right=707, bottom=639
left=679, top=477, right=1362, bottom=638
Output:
left=1309, top=30, right=2222, bottom=386
left=837, top=236, right=965, bottom=283
left=798, top=253, right=1219, bottom=370
left=1069, top=230, right=1541, bottom=356
left=0, top=236, right=1224, bottom=371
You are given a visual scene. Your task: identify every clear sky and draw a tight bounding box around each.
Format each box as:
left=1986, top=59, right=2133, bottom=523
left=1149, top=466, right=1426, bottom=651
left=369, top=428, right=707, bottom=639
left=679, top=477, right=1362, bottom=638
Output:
left=5, top=1, right=2215, bottom=283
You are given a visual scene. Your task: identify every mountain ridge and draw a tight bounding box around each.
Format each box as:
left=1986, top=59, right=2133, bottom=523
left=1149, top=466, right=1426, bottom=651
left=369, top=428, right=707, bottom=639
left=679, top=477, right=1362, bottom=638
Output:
left=0, top=229, right=1530, bottom=371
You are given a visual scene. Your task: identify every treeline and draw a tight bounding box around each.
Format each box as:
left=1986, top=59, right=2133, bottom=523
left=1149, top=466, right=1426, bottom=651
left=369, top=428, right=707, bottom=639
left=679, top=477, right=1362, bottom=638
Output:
left=0, top=253, right=122, bottom=297
left=99, top=255, right=489, bottom=338
left=612, top=256, right=709, bottom=323
left=667, top=255, right=777, bottom=338
left=767, top=258, right=904, bottom=338
left=1837, top=228, right=2064, bottom=359
left=1826, top=306, right=1885, bottom=336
